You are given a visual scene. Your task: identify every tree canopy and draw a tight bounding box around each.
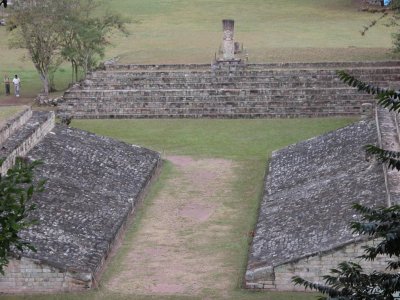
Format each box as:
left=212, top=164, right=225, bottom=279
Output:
left=8, top=0, right=128, bottom=94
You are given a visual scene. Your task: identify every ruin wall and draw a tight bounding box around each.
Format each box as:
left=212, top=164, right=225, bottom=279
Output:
left=0, top=257, right=92, bottom=293
left=246, top=240, right=388, bottom=291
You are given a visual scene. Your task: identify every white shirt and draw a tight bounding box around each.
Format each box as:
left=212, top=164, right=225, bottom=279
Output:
left=13, top=78, right=20, bottom=85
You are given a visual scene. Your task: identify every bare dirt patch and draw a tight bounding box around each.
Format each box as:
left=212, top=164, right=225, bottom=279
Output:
left=179, top=202, right=215, bottom=222
left=105, top=155, right=238, bottom=297
left=0, top=96, right=33, bottom=107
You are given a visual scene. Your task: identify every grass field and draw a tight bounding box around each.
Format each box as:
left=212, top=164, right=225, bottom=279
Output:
left=0, top=0, right=397, bottom=99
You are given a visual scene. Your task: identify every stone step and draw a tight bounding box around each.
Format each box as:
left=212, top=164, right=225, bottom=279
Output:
left=62, top=96, right=374, bottom=106
left=79, top=80, right=400, bottom=90
left=66, top=106, right=364, bottom=119
left=247, top=61, right=400, bottom=69
left=61, top=95, right=374, bottom=105
left=62, top=97, right=373, bottom=108
left=89, top=68, right=400, bottom=79
left=0, top=111, right=55, bottom=176
left=105, top=61, right=400, bottom=71
left=70, top=111, right=358, bottom=119
left=85, top=73, right=400, bottom=82
left=64, top=89, right=373, bottom=97
left=66, top=101, right=367, bottom=109
left=63, top=87, right=375, bottom=97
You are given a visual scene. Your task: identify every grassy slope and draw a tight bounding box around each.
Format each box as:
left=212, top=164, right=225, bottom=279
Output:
left=0, top=0, right=396, bottom=99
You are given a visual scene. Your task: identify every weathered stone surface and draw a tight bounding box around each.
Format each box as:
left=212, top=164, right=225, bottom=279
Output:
left=0, top=257, right=92, bottom=293
left=0, top=106, right=31, bottom=146
left=0, top=111, right=55, bottom=176
left=58, top=62, right=400, bottom=119
left=222, top=20, right=235, bottom=61
left=0, top=107, right=161, bottom=293
left=248, top=120, right=387, bottom=272
left=18, top=125, right=161, bottom=276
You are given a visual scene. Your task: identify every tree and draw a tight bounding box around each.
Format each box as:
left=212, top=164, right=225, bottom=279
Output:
left=60, top=0, right=128, bottom=82
left=0, top=158, right=44, bottom=274
left=292, top=72, right=400, bottom=299
left=8, top=0, right=67, bottom=94
left=8, top=0, right=129, bottom=93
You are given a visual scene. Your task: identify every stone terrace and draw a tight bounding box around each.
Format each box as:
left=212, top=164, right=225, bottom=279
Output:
left=59, top=61, right=400, bottom=119
left=246, top=118, right=389, bottom=290
left=0, top=109, right=161, bottom=293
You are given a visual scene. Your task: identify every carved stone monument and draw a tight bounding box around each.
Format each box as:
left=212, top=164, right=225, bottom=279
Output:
left=222, top=19, right=235, bottom=60
left=214, top=19, right=245, bottom=66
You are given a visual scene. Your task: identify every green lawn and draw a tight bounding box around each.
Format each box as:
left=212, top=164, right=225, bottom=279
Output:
left=103, top=0, right=395, bottom=64
left=0, top=106, right=24, bottom=123
left=72, top=117, right=357, bottom=160
left=0, top=0, right=397, bottom=99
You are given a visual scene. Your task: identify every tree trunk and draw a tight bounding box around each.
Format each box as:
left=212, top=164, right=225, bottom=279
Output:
left=71, top=62, right=74, bottom=83
left=75, top=64, right=78, bottom=82
left=39, top=73, right=50, bottom=95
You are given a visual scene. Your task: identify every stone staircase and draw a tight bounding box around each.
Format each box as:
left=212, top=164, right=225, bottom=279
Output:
left=59, top=61, right=400, bottom=119
left=0, top=108, right=55, bottom=175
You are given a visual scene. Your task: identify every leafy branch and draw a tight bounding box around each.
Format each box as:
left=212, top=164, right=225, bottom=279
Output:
left=0, top=157, right=44, bottom=274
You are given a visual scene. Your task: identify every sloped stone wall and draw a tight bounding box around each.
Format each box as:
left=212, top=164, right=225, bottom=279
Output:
left=246, top=119, right=389, bottom=290
left=0, top=110, right=161, bottom=293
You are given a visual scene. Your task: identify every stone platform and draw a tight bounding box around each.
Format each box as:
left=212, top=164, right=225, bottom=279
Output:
left=59, top=61, right=400, bottom=119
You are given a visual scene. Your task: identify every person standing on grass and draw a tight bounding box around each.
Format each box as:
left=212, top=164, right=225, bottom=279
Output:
left=12, top=74, right=20, bottom=97
left=4, top=74, right=10, bottom=95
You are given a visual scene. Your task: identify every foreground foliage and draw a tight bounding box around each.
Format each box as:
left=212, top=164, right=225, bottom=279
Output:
left=0, top=158, right=44, bottom=274
left=293, top=204, right=400, bottom=300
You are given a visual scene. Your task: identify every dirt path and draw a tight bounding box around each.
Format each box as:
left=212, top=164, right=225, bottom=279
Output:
left=106, top=156, right=239, bottom=298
